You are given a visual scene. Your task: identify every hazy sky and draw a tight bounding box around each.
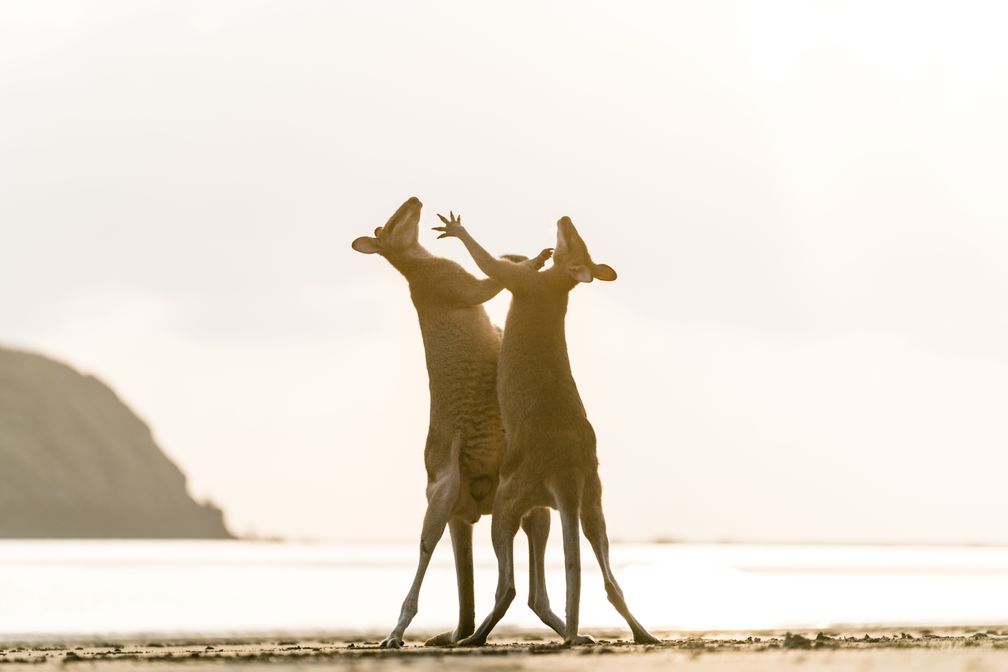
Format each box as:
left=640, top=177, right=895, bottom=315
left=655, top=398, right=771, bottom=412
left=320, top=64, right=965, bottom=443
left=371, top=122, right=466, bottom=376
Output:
left=3, top=1, right=1007, bottom=543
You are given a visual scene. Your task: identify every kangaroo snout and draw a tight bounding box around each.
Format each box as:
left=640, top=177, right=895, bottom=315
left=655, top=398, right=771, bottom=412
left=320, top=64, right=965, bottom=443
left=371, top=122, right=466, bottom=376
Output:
left=390, top=196, right=422, bottom=221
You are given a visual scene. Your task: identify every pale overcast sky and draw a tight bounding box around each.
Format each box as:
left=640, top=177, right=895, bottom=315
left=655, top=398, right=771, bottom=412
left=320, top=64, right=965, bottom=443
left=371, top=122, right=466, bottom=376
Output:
left=2, top=1, right=1007, bottom=543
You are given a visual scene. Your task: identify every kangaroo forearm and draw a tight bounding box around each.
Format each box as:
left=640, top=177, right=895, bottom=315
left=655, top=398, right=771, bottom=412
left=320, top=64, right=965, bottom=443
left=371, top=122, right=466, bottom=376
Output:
left=463, top=278, right=504, bottom=305
left=457, top=230, right=510, bottom=282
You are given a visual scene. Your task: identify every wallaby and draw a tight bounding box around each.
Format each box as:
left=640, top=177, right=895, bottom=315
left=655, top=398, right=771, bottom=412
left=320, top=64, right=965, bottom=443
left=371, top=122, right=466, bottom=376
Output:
left=434, top=212, right=659, bottom=646
left=351, top=197, right=570, bottom=648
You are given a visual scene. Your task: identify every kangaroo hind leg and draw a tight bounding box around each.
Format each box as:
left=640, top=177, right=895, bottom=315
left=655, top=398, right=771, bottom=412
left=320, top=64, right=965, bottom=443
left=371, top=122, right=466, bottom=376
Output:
left=580, top=481, right=660, bottom=644
left=424, top=518, right=474, bottom=646
left=456, top=488, right=524, bottom=647
left=523, top=507, right=594, bottom=644
left=555, top=481, right=589, bottom=646
left=380, top=443, right=461, bottom=648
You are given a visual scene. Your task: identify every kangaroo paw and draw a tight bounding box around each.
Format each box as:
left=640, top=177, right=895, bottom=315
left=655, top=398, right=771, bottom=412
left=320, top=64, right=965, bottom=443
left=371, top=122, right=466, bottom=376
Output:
left=424, top=631, right=457, bottom=647
left=456, top=634, right=487, bottom=648
left=633, top=631, right=661, bottom=645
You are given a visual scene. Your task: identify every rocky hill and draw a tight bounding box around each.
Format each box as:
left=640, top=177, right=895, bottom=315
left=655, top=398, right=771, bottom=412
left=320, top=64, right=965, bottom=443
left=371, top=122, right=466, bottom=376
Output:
left=0, top=346, right=231, bottom=538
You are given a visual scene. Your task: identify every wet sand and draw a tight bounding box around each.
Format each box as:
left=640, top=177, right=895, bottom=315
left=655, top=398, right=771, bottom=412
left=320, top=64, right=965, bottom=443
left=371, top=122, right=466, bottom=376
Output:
left=3, top=629, right=1008, bottom=671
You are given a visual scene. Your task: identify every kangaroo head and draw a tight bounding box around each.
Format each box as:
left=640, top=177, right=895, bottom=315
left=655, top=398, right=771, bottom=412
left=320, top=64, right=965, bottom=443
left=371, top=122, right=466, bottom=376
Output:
left=352, top=197, right=424, bottom=258
left=551, top=216, right=617, bottom=284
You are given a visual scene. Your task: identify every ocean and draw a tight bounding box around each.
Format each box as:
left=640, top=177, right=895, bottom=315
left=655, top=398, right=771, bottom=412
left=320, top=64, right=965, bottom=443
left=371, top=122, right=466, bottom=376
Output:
left=3, top=540, right=1008, bottom=639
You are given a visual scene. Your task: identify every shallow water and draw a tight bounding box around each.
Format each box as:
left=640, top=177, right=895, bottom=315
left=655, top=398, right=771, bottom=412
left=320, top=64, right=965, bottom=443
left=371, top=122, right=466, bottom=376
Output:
left=2, top=540, right=1008, bottom=638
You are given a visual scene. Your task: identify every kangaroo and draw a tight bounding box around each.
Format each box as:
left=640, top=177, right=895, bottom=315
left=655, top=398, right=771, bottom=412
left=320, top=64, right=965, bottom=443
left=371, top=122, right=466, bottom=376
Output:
left=351, top=197, right=571, bottom=648
left=434, top=212, right=660, bottom=646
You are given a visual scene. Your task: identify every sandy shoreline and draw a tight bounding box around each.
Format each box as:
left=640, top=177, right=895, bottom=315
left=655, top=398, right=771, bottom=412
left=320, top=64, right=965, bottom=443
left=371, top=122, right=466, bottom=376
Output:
left=3, top=628, right=1008, bottom=670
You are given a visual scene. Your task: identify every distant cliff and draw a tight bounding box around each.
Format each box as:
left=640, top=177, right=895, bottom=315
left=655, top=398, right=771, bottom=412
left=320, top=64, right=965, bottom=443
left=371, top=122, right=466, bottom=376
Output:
left=0, top=346, right=232, bottom=538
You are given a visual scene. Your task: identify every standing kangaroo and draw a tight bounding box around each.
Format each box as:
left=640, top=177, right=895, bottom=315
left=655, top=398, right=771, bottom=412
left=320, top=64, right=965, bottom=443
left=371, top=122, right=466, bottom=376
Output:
left=351, top=197, right=570, bottom=648
left=434, top=212, right=659, bottom=646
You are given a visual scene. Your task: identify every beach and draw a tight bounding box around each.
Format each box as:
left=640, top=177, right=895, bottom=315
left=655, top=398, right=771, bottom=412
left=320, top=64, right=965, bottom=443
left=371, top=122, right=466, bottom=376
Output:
left=4, top=630, right=1008, bottom=671
left=5, top=541, right=1008, bottom=670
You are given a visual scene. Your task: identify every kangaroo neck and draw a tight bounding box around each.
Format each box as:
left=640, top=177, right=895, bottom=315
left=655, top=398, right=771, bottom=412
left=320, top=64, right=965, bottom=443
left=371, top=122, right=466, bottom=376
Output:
left=384, top=245, right=433, bottom=278
left=501, top=289, right=572, bottom=373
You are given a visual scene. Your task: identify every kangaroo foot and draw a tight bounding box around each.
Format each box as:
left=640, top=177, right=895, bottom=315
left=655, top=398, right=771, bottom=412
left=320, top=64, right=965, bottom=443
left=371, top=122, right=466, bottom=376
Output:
left=424, top=629, right=471, bottom=647
left=456, top=633, right=487, bottom=647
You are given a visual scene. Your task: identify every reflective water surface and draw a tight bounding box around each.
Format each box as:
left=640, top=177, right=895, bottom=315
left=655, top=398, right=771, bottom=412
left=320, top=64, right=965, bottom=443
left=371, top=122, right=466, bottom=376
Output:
left=3, top=541, right=1008, bottom=638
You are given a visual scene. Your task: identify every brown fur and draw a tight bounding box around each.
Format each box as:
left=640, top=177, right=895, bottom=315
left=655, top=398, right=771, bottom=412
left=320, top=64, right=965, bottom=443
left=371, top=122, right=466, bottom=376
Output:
left=436, top=213, right=659, bottom=646
left=351, top=198, right=562, bottom=648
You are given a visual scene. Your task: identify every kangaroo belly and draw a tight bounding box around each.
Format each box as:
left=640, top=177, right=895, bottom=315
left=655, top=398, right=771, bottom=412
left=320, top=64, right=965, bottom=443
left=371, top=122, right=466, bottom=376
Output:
left=419, top=307, right=506, bottom=505
left=497, top=366, right=586, bottom=434
left=424, top=421, right=503, bottom=521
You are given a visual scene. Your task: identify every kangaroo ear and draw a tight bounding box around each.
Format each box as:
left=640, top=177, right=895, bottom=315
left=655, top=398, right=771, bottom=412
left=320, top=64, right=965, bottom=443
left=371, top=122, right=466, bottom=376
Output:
left=592, top=263, right=617, bottom=281
left=352, top=236, right=382, bottom=254
left=568, top=264, right=594, bottom=283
